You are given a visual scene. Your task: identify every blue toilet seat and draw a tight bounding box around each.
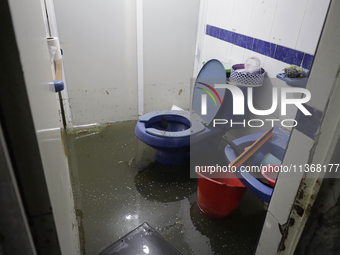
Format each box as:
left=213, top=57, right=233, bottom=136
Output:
left=139, top=110, right=206, bottom=138
left=135, top=59, right=230, bottom=164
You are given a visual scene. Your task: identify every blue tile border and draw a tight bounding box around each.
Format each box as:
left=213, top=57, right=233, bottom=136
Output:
left=206, top=25, right=220, bottom=38
left=274, top=45, right=305, bottom=66
left=206, top=25, right=314, bottom=69
left=252, top=39, right=276, bottom=58
left=295, top=104, right=323, bottom=140
left=218, top=29, right=234, bottom=43
left=234, top=33, right=254, bottom=50
left=302, top=53, right=314, bottom=70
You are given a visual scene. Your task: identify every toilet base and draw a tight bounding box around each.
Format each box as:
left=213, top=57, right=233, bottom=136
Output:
left=154, top=149, right=189, bottom=165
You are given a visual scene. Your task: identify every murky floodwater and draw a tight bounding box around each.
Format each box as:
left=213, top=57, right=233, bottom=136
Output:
left=63, top=120, right=266, bottom=255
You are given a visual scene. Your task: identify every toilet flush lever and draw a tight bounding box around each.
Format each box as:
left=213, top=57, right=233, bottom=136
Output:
left=48, top=80, right=64, bottom=92
left=53, top=80, right=64, bottom=92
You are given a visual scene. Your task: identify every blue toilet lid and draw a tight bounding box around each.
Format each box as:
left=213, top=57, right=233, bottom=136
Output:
left=191, top=59, right=227, bottom=126
left=140, top=110, right=205, bottom=138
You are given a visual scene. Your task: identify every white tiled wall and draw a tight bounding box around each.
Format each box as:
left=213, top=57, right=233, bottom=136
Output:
left=230, top=0, right=254, bottom=34
left=269, top=0, right=309, bottom=49
left=202, top=0, right=329, bottom=62
left=247, top=0, right=278, bottom=41
left=230, top=45, right=245, bottom=63
left=201, top=36, right=233, bottom=65
left=200, top=0, right=330, bottom=125
left=296, top=0, right=331, bottom=54
left=215, top=0, right=234, bottom=31
left=203, top=0, right=329, bottom=53
left=205, top=0, right=219, bottom=26
left=302, top=0, right=338, bottom=112
left=213, top=39, right=233, bottom=63
left=262, top=57, right=288, bottom=79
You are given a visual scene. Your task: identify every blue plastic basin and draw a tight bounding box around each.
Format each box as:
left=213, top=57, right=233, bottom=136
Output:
left=224, top=127, right=290, bottom=203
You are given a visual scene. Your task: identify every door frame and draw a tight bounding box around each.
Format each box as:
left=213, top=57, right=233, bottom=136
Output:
left=255, top=0, right=340, bottom=253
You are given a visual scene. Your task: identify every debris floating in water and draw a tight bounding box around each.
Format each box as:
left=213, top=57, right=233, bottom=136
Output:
left=128, top=157, right=135, bottom=166
left=66, top=122, right=111, bottom=135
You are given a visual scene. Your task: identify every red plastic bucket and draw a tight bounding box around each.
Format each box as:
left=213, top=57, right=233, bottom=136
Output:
left=197, top=171, right=247, bottom=218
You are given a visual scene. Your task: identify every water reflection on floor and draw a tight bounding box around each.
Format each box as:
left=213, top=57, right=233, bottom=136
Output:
left=63, top=120, right=266, bottom=255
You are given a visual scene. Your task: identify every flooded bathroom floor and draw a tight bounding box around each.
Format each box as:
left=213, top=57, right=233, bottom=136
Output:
left=63, top=121, right=266, bottom=255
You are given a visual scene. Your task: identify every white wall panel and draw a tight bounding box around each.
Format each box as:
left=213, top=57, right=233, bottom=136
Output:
left=211, top=38, right=233, bottom=62
left=143, top=0, right=200, bottom=112
left=201, top=36, right=217, bottom=64
left=230, top=44, right=245, bottom=63
left=269, top=0, right=309, bottom=48
left=296, top=0, right=330, bottom=54
left=215, top=0, right=235, bottom=31
left=54, top=0, right=138, bottom=125
left=247, top=0, right=278, bottom=41
left=230, top=0, right=254, bottom=34
left=205, top=0, right=219, bottom=26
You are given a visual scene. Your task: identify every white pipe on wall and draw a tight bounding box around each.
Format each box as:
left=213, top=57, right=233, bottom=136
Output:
left=44, top=0, right=73, bottom=126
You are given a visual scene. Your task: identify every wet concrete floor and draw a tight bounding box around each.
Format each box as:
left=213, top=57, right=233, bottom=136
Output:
left=63, top=120, right=266, bottom=255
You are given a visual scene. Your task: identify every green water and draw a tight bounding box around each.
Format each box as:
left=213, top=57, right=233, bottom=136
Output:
left=63, top=120, right=266, bottom=255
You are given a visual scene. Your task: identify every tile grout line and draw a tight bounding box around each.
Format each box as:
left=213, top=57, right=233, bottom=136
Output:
left=268, top=0, right=280, bottom=45
left=272, top=44, right=277, bottom=60
left=295, top=0, right=310, bottom=51
left=301, top=53, right=306, bottom=68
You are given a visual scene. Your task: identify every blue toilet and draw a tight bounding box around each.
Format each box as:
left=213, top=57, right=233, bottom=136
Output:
left=135, top=59, right=249, bottom=164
